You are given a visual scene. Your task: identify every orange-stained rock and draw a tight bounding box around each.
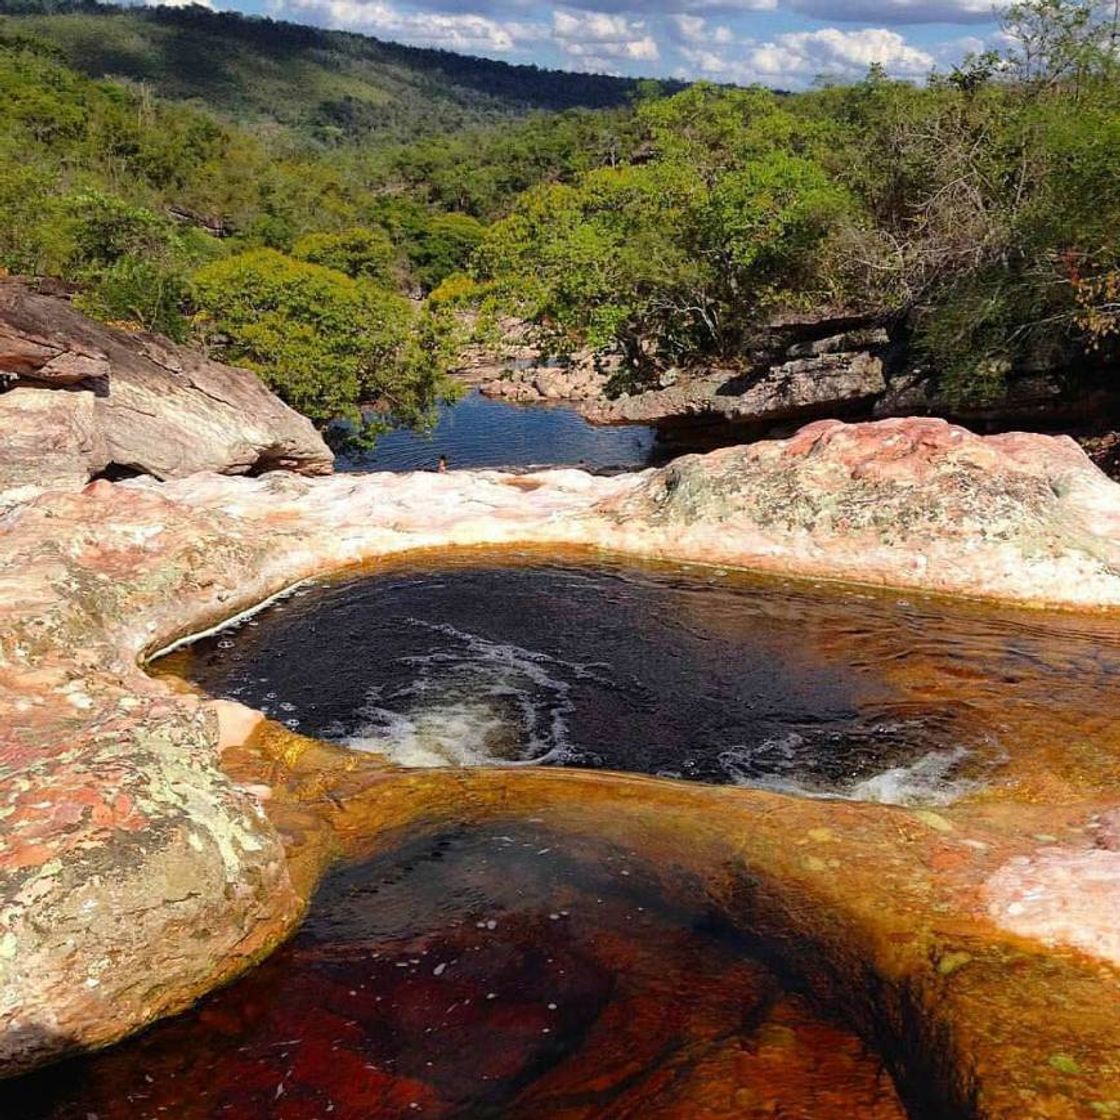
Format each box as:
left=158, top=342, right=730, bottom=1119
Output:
left=4, top=416, right=1120, bottom=1117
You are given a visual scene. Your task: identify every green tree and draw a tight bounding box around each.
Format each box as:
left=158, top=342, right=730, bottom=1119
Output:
left=479, top=89, right=849, bottom=385
left=292, top=226, right=397, bottom=284
left=191, top=249, right=456, bottom=437
left=1002, top=0, right=1118, bottom=90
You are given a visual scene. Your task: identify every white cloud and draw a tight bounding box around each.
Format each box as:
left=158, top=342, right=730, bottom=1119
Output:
left=260, top=0, right=996, bottom=83
left=553, top=8, right=660, bottom=61
left=672, top=14, right=736, bottom=45
left=144, top=0, right=216, bottom=8
left=681, top=25, right=935, bottom=84
left=270, top=0, right=543, bottom=52
left=776, top=27, right=934, bottom=74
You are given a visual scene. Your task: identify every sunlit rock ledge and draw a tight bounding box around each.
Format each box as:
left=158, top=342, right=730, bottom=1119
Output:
left=4, top=416, right=1120, bottom=1115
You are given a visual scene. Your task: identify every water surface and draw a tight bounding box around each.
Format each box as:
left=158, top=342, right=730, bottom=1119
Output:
left=6, top=824, right=906, bottom=1119
left=164, top=557, right=1120, bottom=805
left=337, top=390, right=657, bottom=473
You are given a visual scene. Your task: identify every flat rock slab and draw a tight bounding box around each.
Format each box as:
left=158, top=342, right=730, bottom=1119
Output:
left=3, top=416, right=1120, bottom=1117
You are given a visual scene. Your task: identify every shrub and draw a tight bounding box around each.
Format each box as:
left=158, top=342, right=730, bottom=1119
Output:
left=191, top=248, right=455, bottom=435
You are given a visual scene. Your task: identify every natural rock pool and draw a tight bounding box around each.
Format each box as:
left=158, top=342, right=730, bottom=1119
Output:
left=163, top=555, right=1120, bottom=806
left=8, top=423, right=1120, bottom=1116
left=7, top=823, right=907, bottom=1119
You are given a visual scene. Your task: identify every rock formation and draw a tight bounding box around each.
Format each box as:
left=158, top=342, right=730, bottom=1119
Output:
left=482, top=360, right=611, bottom=404
left=0, top=279, right=333, bottom=509
left=4, top=418, right=1120, bottom=1116
left=476, top=319, right=1120, bottom=478
left=0, top=388, right=107, bottom=507
left=580, top=349, right=886, bottom=428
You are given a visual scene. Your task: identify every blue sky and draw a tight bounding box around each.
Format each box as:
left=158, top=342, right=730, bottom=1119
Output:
left=160, top=0, right=1008, bottom=87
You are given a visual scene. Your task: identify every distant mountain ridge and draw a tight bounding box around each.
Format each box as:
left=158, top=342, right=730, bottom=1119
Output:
left=0, top=0, right=674, bottom=145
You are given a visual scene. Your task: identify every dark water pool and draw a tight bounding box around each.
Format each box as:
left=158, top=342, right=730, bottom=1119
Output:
left=336, top=390, right=657, bottom=473
left=5, top=824, right=906, bottom=1119
left=15, top=563, right=1120, bottom=1119
left=163, top=557, right=1120, bottom=805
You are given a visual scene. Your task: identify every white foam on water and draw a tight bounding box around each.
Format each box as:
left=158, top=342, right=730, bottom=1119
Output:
left=332, top=615, right=989, bottom=802
left=718, top=731, right=981, bottom=807
left=340, top=619, right=609, bottom=768
left=718, top=733, right=805, bottom=783
left=846, top=745, right=977, bottom=807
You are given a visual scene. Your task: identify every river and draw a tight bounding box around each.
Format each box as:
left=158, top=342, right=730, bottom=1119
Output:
left=337, top=390, right=658, bottom=473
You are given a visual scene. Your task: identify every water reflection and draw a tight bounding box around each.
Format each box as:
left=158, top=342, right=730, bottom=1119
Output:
left=336, top=390, right=657, bottom=473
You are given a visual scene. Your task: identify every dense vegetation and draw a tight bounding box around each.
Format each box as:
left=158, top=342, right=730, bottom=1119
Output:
left=471, top=2, right=1120, bottom=400
left=0, top=24, right=601, bottom=439
left=0, top=0, right=657, bottom=146
left=2, top=0, right=1118, bottom=435
left=0, top=4, right=659, bottom=440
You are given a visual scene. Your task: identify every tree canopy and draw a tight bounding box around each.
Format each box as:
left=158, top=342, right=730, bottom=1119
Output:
left=2, top=0, right=1118, bottom=422
left=472, top=7, right=1120, bottom=400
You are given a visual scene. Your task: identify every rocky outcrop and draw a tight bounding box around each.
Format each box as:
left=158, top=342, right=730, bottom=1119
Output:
left=0, top=279, right=333, bottom=507
left=481, top=360, right=612, bottom=404
left=6, top=418, right=1120, bottom=1115
left=500, top=315, right=1120, bottom=451
left=581, top=350, right=886, bottom=428
left=0, top=388, right=108, bottom=508
left=550, top=317, right=893, bottom=431
left=454, top=315, right=538, bottom=386
left=786, top=326, right=890, bottom=359
left=873, top=369, right=1074, bottom=424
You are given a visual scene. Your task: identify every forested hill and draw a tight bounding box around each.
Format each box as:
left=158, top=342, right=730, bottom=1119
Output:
left=0, top=0, right=663, bottom=144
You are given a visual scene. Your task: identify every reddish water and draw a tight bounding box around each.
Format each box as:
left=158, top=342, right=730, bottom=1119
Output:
left=18, top=558, right=1113, bottom=1118
left=5, top=825, right=906, bottom=1119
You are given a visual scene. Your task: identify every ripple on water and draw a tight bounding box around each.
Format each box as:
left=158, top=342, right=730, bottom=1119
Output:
left=149, top=557, right=1120, bottom=806
left=338, top=619, right=607, bottom=769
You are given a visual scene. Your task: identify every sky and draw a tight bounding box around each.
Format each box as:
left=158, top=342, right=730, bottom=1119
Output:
left=154, top=0, right=1010, bottom=88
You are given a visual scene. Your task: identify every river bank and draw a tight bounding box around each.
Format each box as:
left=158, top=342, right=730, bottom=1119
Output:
left=466, top=316, right=1120, bottom=478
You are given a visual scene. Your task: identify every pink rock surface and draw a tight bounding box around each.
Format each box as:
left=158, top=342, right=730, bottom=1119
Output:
left=984, top=847, right=1120, bottom=965
left=4, top=416, right=1120, bottom=1077
left=0, top=388, right=108, bottom=509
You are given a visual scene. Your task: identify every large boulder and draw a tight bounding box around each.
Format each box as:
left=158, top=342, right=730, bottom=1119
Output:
left=0, top=278, right=333, bottom=504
